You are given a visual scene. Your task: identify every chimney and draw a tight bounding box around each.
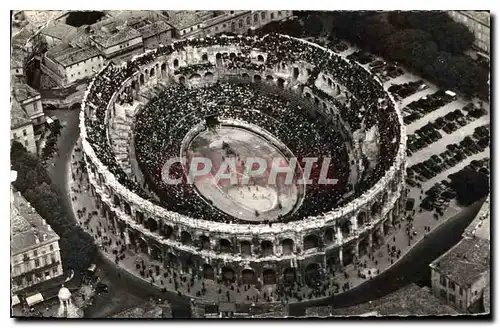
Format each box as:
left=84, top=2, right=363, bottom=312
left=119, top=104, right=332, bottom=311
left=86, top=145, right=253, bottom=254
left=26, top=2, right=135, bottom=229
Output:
left=34, top=234, right=40, bottom=244
left=42, top=234, right=47, bottom=242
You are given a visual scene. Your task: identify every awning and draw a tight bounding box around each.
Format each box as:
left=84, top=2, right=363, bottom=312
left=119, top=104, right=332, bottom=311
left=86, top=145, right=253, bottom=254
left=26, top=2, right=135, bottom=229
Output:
left=26, top=293, right=44, bottom=306
left=11, top=295, right=20, bottom=307
left=445, top=90, right=456, bottom=97
left=46, top=116, right=54, bottom=124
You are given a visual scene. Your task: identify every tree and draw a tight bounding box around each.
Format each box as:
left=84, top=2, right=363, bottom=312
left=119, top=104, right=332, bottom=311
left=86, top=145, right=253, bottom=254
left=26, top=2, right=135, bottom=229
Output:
left=449, top=170, right=489, bottom=206
left=65, top=11, right=105, bottom=27
left=303, top=14, right=323, bottom=37
left=60, top=227, right=97, bottom=272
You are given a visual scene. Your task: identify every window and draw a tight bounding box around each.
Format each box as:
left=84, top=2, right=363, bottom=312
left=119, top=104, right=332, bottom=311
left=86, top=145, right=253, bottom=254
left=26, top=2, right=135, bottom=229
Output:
left=246, top=16, right=250, bottom=25
left=440, top=289, right=447, bottom=299
left=35, top=258, right=40, bottom=267
left=254, top=14, right=258, bottom=22
left=33, top=250, right=37, bottom=256
left=223, top=24, right=226, bottom=28
left=459, top=300, right=463, bottom=308
left=449, top=294, right=455, bottom=303
left=440, top=275, right=446, bottom=287
left=449, top=280, right=455, bottom=290
left=16, top=69, right=19, bottom=73
left=459, top=287, right=463, bottom=296
left=51, top=255, right=56, bottom=263
left=50, top=244, right=54, bottom=251
left=190, top=27, right=193, bottom=31
left=45, top=271, right=50, bottom=278
left=271, top=13, right=274, bottom=19
left=13, top=132, right=17, bottom=138
left=261, top=12, right=266, bottom=20
left=278, top=11, right=282, bottom=16
left=24, top=140, right=28, bottom=147
left=52, top=267, right=58, bottom=275
left=33, top=102, right=37, bottom=111
left=239, top=20, right=243, bottom=28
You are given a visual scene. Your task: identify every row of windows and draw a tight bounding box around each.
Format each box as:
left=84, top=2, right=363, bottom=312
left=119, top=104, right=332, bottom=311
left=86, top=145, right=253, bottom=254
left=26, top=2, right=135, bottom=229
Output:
left=204, top=11, right=286, bottom=35
left=439, top=275, right=464, bottom=295
left=13, top=267, right=59, bottom=287
left=69, top=64, right=101, bottom=78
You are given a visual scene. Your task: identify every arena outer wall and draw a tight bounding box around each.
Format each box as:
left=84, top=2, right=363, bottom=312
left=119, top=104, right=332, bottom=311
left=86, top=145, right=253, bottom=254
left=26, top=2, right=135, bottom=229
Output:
left=78, top=35, right=407, bottom=298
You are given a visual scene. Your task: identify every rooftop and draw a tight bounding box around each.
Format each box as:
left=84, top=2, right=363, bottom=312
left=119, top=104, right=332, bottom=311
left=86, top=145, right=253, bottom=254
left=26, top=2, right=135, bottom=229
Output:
left=307, top=284, right=458, bottom=316
left=40, top=22, right=77, bottom=41
left=458, top=10, right=490, bottom=27
left=164, top=10, right=215, bottom=30
left=431, top=238, right=490, bottom=287
left=136, top=21, right=172, bottom=39
left=11, top=187, right=60, bottom=255
left=12, top=82, right=40, bottom=103
left=10, top=96, right=31, bottom=129
left=47, top=45, right=101, bottom=67
left=90, top=25, right=142, bottom=48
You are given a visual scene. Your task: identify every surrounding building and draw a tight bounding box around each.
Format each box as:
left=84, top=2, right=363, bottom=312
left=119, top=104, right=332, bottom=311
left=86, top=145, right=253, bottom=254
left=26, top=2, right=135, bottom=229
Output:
left=39, top=22, right=77, bottom=49
left=190, top=300, right=288, bottom=318
left=11, top=97, right=37, bottom=154
left=111, top=300, right=172, bottom=318
left=429, top=237, right=490, bottom=313
left=12, top=83, right=45, bottom=136
left=448, top=11, right=490, bottom=56
left=44, top=44, right=104, bottom=85
left=89, top=23, right=144, bottom=63
left=10, top=172, right=64, bottom=308
left=165, top=10, right=293, bottom=39
left=135, top=21, right=173, bottom=50
left=306, top=283, right=458, bottom=317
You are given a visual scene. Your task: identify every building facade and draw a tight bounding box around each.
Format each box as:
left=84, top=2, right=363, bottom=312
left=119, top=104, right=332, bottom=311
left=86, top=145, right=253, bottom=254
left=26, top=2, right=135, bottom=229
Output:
left=11, top=97, right=37, bottom=154
left=12, top=83, right=45, bottom=135
left=430, top=237, right=490, bottom=313
left=10, top=180, right=64, bottom=299
left=448, top=11, right=490, bottom=56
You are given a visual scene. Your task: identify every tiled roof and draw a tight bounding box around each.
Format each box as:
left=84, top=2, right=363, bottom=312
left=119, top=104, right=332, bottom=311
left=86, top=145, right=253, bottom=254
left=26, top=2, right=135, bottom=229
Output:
left=10, top=97, right=31, bottom=129
left=48, top=46, right=101, bottom=67
left=320, top=284, right=458, bottom=316
left=40, top=22, right=77, bottom=40
left=12, top=83, right=40, bottom=103
left=10, top=188, right=60, bottom=255
left=463, top=195, right=490, bottom=240
left=432, top=238, right=490, bottom=287
left=91, top=25, right=141, bottom=48
left=164, top=10, right=214, bottom=30
left=136, top=21, right=172, bottom=39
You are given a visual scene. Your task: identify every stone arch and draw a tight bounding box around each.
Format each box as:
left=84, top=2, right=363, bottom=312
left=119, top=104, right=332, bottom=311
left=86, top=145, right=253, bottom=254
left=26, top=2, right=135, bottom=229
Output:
left=150, top=244, right=162, bottom=261
left=167, top=253, right=179, bottom=268
left=304, top=263, right=322, bottom=288
left=123, top=202, right=131, bottom=215
left=303, top=234, right=319, bottom=250
left=181, top=231, right=192, bottom=246
left=253, top=74, right=262, bottom=82
left=138, top=237, right=148, bottom=254
left=146, top=217, right=158, bottom=232
left=340, top=220, right=351, bottom=236
left=135, top=210, right=144, bottom=225
left=240, top=240, right=252, bottom=256
left=257, top=54, right=264, bottom=62
left=179, top=76, right=186, bottom=85
left=293, top=67, right=299, bottom=78
left=203, top=263, right=215, bottom=280
left=323, top=227, right=336, bottom=245
left=150, top=68, right=155, bottom=77
left=242, top=269, right=257, bottom=285
left=263, top=268, right=277, bottom=285
left=216, top=53, right=222, bottom=63
left=202, top=53, right=208, bottom=61
left=127, top=229, right=136, bottom=246
left=277, top=77, right=285, bottom=88
left=204, top=71, right=213, bottom=78
left=382, top=192, right=388, bottom=205
left=162, top=224, right=174, bottom=239
left=283, top=267, right=296, bottom=284
left=261, top=240, right=273, bottom=257
left=371, top=201, right=380, bottom=216
left=199, top=235, right=210, bottom=250
left=282, top=239, right=294, bottom=255
left=266, top=75, right=274, bottom=82
left=221, top=267, right=236, bottom=283
left=242, top=72, right=250, bottom=79
left=161, top=62, right=167, bottom=73
left=229, top=52, right=236, bottom=59
left=113, top=195, right=120, bottom=207
left=314, top=97, right=320, bottom=105
left=189, top=73, right=201, bottom=80
left=323, top=102, right=327, bottom=110
left=328, top=78, right=333, bottom=87
left=305, top=92, right=311, bottom=99
left=144, top=68, right=149, bottom=77
left=357, top=211, right=367, bottom=227
left=173, top=58, right=179, bottom=68
left=219, top=238, right=232, bottom=253
left=281, top=62, right=286, bottom=70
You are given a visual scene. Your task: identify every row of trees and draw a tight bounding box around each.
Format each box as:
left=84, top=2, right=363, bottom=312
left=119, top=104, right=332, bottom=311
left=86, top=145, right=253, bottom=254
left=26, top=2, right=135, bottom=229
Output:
left=322, top=12, right=488, bottom=99
left=11, top=142, right=97, bottom=272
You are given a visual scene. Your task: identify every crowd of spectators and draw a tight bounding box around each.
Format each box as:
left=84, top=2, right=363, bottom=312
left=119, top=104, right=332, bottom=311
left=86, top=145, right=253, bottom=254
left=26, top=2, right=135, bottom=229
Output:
left=83, top=33, right=400, bottom=224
